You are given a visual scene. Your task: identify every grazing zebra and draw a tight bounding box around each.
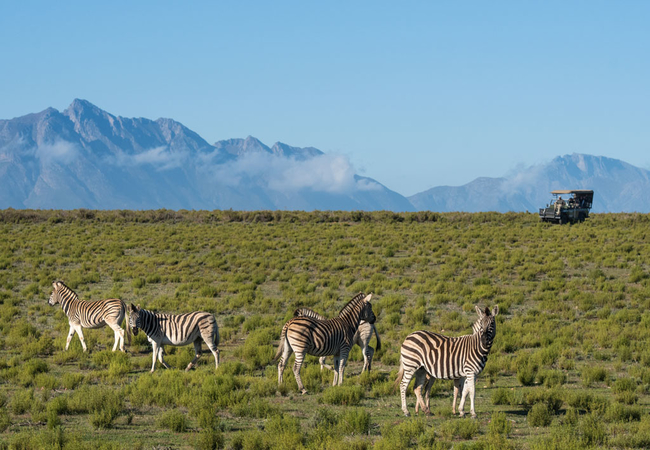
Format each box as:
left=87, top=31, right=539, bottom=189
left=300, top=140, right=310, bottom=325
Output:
left=273, top=293, right=376, bottom=394
left=395, top=305, right=498, bottom=417
left=128, top=304, right=220, bottom=373
left=48, top=281, right=131, bottom=352
left=293, top=307, right=381, bottom=373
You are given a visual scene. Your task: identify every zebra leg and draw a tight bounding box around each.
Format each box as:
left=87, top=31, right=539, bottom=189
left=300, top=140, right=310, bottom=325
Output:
left=413, top=368, right=430, bottom=415
left=366, top=345, right=375, bottom=372
left=75, top=324, right=88, bottom=352
left=400, top=367, right=416, bottom=417
left=150, top=342, right=158, bottom=372
left=458, top=374, right=475, bottom=418
left=336, top=351, right=350, bottom=386
left=205, top=339, right=220, bottom=370
left=452, top=378, right=465, bottom=415
left=292, top=352, right=307, bottom=394
left=332, top=357, right=340, bottom=386
left=360, top=344, right=369, bottom=373
left=108, top=323, right=124, bottom=352
left=158, top=346, right=171, bottom=370
left=468, top=375, right=477, bottom=418
left=65, top=324, right=75, bottom=351
left=423, top=375, right=434, bottom=414
left=277, top=342, right=293, bottom=386
left=186, top=339, right=202, bottom=371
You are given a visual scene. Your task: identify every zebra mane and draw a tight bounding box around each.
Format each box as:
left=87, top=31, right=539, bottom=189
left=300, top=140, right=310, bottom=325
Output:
left=337, top=292, right=367, bottom=317
left=294, top=308, right=327, bottom=320
left=55, top=281, right=79, bottom=300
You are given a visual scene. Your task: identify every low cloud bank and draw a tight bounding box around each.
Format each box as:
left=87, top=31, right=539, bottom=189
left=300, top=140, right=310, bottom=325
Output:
left=208, top=151, right=381, bottom=194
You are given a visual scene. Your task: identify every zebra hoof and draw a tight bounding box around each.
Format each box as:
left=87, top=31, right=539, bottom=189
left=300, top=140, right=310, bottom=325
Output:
left=403, top=411, right=410, bottom=417
left=301, top=389, right=308, bottom=395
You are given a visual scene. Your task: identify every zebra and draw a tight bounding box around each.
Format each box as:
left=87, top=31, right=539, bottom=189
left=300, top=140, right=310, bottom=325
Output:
left=414, top=315, right=484, bottom=415
left=293, top=307, right=381, bottom=373
left=128, top=304, right=220, bottom=373
left=395, top=305, right=498, bottom=417
left=48, top=281, right=131, bottom=352
left=273, top=293, right=376, bottom=394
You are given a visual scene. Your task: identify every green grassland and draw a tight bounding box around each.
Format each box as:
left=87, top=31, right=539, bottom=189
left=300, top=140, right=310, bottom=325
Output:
left=0, top=209, right=649, bottom=449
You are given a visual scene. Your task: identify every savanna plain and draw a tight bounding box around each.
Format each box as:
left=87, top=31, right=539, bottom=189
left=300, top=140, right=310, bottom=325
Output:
left=0, top=209, right=649, bottom=449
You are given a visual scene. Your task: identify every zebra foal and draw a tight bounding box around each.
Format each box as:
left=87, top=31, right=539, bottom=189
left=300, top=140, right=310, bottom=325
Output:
left=128, top=304, right=220, bottom=373
left=395, top=305, right=498, bottom=417
left=48, top=281, right=131, bottom=352
left=293, top=307, right=381, bottom=373
left=273, top=293, right=376, bottom=394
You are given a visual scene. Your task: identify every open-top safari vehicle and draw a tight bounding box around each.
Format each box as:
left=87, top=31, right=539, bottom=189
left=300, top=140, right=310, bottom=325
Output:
left=539, top=189, right=594, bottom=224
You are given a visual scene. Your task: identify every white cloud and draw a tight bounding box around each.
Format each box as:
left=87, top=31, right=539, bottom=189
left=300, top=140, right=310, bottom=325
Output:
left=111, top=146, right=189, bottom=171
left=207, top=151, right=376, bottom=194
left=35, top=141, right=80, bottom=164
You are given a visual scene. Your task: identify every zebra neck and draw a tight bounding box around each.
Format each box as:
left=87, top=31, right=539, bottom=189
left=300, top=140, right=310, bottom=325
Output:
left=138, top=309, right=159, bottom=335
left=60, top=295, right=79, bottom=316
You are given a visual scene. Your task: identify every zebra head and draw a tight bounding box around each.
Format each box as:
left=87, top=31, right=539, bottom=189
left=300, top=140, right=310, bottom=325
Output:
left=474, top=305, right=498, bottom=348
left=129, top=303, right=141, bottom=336
left=359, top=294, right=376, bottom=325
left=48, top=281, right=65, bottom=306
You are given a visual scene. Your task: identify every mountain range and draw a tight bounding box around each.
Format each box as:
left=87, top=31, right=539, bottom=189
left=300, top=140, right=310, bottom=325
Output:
left=1, top=100, right=648, bottom=213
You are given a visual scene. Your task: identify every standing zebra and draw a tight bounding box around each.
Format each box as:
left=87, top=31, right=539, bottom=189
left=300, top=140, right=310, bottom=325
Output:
left=273, top=293, right=376, bottom=394
left=395, top=305, right=498, bottom=417
left=293, top=307, right=381, bottom=373
left=48, top=281, right=131, bottom=352
left=128, top=304, right=220, bottom=373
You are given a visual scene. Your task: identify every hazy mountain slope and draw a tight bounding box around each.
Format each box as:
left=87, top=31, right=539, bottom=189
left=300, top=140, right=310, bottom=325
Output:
left=0, top=100, right=415, bottom=211
left=410, top=154, right=650, bottom=213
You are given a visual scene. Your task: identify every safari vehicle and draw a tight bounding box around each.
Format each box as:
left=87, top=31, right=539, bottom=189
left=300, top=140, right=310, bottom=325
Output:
left=539, top=190, right=594, bottom=224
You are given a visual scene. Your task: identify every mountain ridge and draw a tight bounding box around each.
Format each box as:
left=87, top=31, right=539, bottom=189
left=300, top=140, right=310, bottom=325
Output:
left=0, top=100, right=415, bottom=211
left=2, top=100, right=649, bottom=212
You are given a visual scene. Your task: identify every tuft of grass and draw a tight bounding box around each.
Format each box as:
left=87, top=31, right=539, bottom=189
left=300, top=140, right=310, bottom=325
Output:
left=320, top=385, right=364, bottom=406
left=157, top=409, right=188, bottom=432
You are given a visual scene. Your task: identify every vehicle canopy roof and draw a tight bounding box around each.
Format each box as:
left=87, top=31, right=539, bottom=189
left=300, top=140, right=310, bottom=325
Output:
left=551, top=189, right=594, bottom=195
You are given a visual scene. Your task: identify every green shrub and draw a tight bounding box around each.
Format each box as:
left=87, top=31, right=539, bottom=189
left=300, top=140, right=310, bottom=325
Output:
left=320, top=385, right=364, bottom=406
left=375, top=418, right=428, bottom=450
left=195, top=429, right=225, bottom=450
left=517, top=364, right=537, bottom=386
left=440, top=418, right=481, bottom=440
left=489, top=411, right=511, bottom=437
left=10, top=388, right=34, bottom=415
left=339, top=408, right=371, bottom=434
left=157, top=409, right=188, bottom=432
left=581, top=366, right=608, bottom=387
left=492, top=387, right=516, bottom=406
left=537, top=369, right=566, bottom=388
left=528, top=403, right=552, bottom=427
left=578, top=413, right=608, bottom=446
left=0, top=407, right=10, bottom=432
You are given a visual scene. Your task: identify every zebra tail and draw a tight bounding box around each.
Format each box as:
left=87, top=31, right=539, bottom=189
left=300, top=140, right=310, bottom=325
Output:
left=214, top=320, right=221, bottom=347
left=272, top=323, right=288, bottom=363
left=123, top=302, right=132, bottom=346
left=393, top=364, right=404, bottom=393
left=373, top=325, right=381, bottom=352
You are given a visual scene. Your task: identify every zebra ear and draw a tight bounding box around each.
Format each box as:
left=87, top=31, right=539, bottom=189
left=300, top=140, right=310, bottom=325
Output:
left=475, top=305, right=484, bottom=317
left=130, top=303, right=137, bottom=312
left=52, top=281, right=58, bottom=288
left=364, top=293, right=372, bottom=302
left=492, top=305, right=499, bottom=316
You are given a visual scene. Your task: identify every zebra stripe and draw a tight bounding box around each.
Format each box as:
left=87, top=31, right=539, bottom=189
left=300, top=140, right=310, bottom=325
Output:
left=395, top=305, right=498, bottom=417
left=293, top=307, right=381, bottom=373
left=48, top=281, right=131, bottom=352
left=128, top=304, right=220, bottom=373
left=273, top=293, right=376, bottom=393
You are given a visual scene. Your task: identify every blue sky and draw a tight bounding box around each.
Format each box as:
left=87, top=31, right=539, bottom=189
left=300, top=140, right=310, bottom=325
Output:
left=1, top=1, right=649, bottom=196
